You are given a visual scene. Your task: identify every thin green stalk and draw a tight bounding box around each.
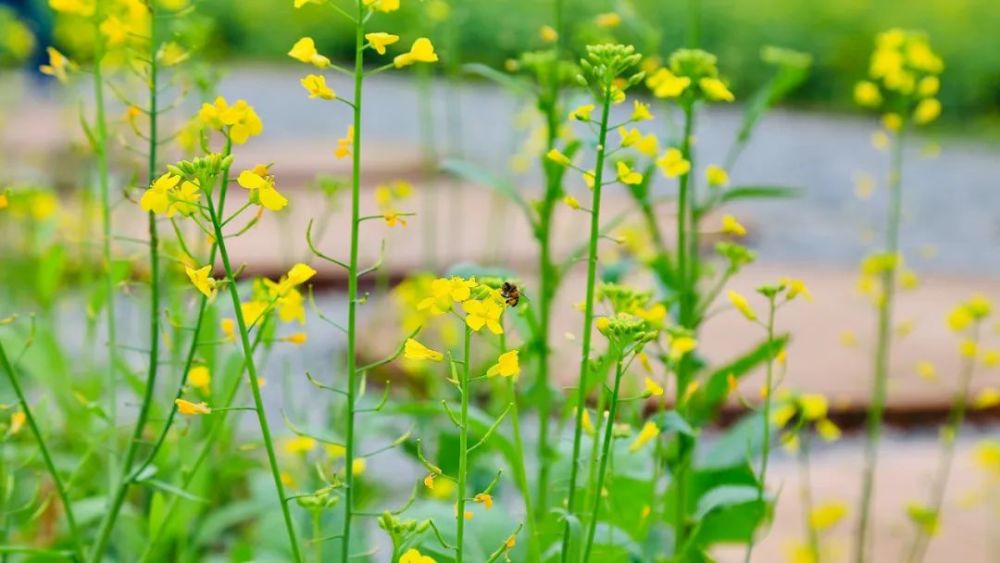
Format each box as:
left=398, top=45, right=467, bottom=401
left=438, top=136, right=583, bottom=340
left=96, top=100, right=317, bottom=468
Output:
left=744, top=296, right=777, bottom=563
left=88, top=10, right=163, bottom=557
left=499, top=331, right=541, bottom=562
left=582, top=353, right=624, bottom=562
left=206, top=194, right=302, bottom=561
left=797, top=436, right=821, bottom=563
left=139, top=320, right=269, bottom=560
left=0, top=341, right=83, bottom=560
left=312, top=510, right=323, bottom=563
left=92, top=0, right=118, bottom=488
left=456, top=325, right=472, bottom=562
left=560, top=85, right=613, bottom=563
left=129, top=137, right=232, bottom=481
left=533, top=0, right=564, bottom=517
left=671, top=101, right=697, bottom=556
left=687, top=0, right=701, bottom=48
left=854, top=124, right=906, bottom=563
left=340, top=5, right=365, bottom=560
left=906, top=324, right=981, bottom=563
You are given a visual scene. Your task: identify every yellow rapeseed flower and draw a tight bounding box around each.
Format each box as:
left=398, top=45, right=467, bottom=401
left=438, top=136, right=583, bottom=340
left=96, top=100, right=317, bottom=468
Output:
left=394, top=38, right=438, bottom=68
left=568, top=104, right=595, bottom=121
left=486, top=350, right=520, bottom=378
left=188, top=366, right=211, bottom=394
left=809, top=501, right=847, bottom=531
left=404, top=338, right=443, bottom=361
left=365, top=32, right=399, bottom=55
left=300, top=74, right=335, bottom=100
left=669, top=336, right=698, bottom=361
left=185, top=265, right=217, bottom=299
left=656, top=148, right=690, bottom=178
left=362, top=0, right=400, bottom=13
left=629, top=421, right=660, bottom=452
left=854, top=80, right=882, bottom=107
left=721, top=214, right=747, bottom=237
left=40, top=47, right=75, bottom=83
left=49, top=0, right=95, bottom=17
left=540, top=25, right=558, bottom=43
left=705, top=165, right=728, bottom=187
left=973, top=388, right=1000, bottom=410
left=9, top=411, right=25, bottom=435
left=464, top=299, right=504, bottom=335
left=646, top=68, right=690, bottom=98
left=546, top=148, right=571, bottom=166
left=644, top=376, right=664, bottom=397
left=237, top=169, right=288, bottom=211
left=913, top=98, right=941, bottom=125
left=473, top=492, right=493, bottom=509
left=631, top=100, right=653, bottom=121
left=284, top=436, right=317, bottom=454
left=175, top=399, right=211, bottom=416
left=727, top=290, right=757, bottom=321
left=699, top=77, right=734, bottom=102
left=288, top=37, right=330, bottom=68
left=595, top=12, right=621, bottom=28
left=399, top=548, right=436, bottom=563
left=616, top=161, right=643, bottom=185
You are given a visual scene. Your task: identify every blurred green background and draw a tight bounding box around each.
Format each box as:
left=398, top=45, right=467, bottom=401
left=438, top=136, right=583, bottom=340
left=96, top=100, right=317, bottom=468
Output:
left=5, top=0, right=1000, bottom=130
left=198, top=0, right=1000, bottom=129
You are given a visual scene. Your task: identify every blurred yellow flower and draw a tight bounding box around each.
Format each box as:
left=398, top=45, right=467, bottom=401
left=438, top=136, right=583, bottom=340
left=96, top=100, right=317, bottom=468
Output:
left=595, top=12, right=621, bottom=28
left=616, top=161, right=643, bottom=185
left=644, top=376, right=664, bottom=397
left=809, top=501, right=847, bottom=531
left=569, top=104, right=595, bottom=121
left=188, top=366, right=211, bottom=394
left=486, top=350, right=520, bottom=378
left=9, top=411, right=25, bottom=435
left=540, top=25, right=558, bottom=43
left=629, top=421, right=660, bottom=452
left=973, top=388, right=1000, bottom=410
left=706, top=165, right=728, bottom=187
left=284, top=436, right=317, bottom=454
left=699, top=77, right=734, bottom=102
left=40, top=47, right=74, bottom=83
left=175, top=399, right=211, bottom=416
left=394, top=38, right=438, bottom=68
left=669, top=336, right=698, bottom=361
left=404, top=338, right=443, bottom=362
left=727, top=290, right=757, bottom=321
left=631, top=100, right=653, bottom=121
left=721, top=214, right=747, bottom=237
left=473, top=492, right=493, bottom=509
left=399, top=548, right=436, bottom=563
left=647, top=68, right=690, bottom=98
left=854, top=80, right=882, bottom=107
left=657, top=148, right=690, bottom=178
left=185, top=265, right=217, bottom=299
left=546, top=148, right=571, bottom=166
left=363, top=0, right=400, bottom=13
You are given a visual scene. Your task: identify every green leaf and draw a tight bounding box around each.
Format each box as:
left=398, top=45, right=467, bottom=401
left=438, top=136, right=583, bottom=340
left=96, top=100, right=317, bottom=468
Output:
left=440, top=158, right=534, bottom=224
left=35, top=244, right=67, bottom=307
left=688, top=335, right=789, bottom=425
left=652, top=410, right=696, bottom=437
left=148, top=492, right=166, bottom=538
left=139, top=478, right=208, bottom=503
left=694, top=485, right=761, bottom=520
left=699, top=412, right=768, bottom=470
left=719, top=185, right=800, bottom=203
left=463, top=62, right=533, bottom=95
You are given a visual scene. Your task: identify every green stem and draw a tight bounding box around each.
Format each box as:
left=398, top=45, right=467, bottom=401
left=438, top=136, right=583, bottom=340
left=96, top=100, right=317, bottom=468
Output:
left=797, top=436, right=820, bottom=563
left=207, top=194, right=302, bottom=562
left=560, top=84, right=613, bottom=563
left=499, top=332, right=541, bottom=562
left=456, top=325, right=472, bottom=563
left=582, top=353, right=624, bottom=562
left=744, top=296, right=777, bottom=563
left=534, top=0, right=564, bottom=517
left=340, top=5, right=365, bottom=560
left=854, top=123, right=906, bottom=563
left=92, top=1, right=118, bottom=492
left=88, top=10, right=162, bottom=557
left=139, top=319, right=269, bottom=560
left=312, top=510, right=323, bottom=563
left=671, top=101, right=697, bottom=557
left=0, top=342, right=84, bottom=560
left=906, top=324, right=980, bottom=563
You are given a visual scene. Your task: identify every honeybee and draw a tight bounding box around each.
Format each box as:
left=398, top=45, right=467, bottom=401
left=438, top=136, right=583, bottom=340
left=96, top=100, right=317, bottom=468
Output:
left=500, top=282, right=520, bottom=308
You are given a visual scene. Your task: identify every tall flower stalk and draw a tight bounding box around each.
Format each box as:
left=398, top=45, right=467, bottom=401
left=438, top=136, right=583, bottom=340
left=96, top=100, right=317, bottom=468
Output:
left=557, top=43, right=643, bottom=561
left=0, top=340, right=83, bottom=560
left=288, top=2, right=439, bottom=558
left=852, top=29, right=944, bottom=563
left=89, top=3, right=163, bottom=556
left=905, top=297, right=990, bottom=563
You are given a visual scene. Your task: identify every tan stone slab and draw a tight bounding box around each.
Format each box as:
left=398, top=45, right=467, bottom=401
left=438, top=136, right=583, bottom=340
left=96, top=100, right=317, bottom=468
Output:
left=713, top=436, right=996, bottom=562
